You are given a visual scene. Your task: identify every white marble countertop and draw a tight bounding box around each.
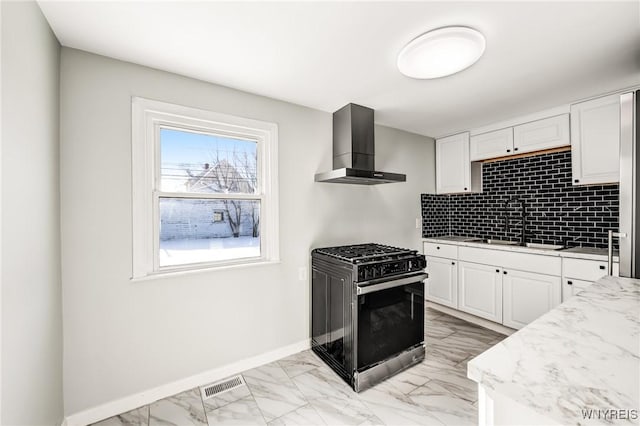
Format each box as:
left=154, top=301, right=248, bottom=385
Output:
left=468, top=275, right=640, bottom=425
left=423, top=236, right=620, bottom=262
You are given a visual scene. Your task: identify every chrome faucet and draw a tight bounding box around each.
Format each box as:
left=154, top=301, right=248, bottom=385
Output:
left=502, top=196, right=527, bottom=246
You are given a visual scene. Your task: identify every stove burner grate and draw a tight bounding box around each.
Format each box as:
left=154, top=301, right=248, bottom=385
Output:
left=314, top=243, right=415, bottom=263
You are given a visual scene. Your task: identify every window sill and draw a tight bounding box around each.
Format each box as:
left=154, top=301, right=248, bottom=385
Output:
left=130, top=259, right=281, bottom=282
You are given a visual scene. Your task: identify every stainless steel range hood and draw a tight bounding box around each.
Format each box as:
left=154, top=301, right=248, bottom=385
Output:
left=314, top=104, right=406, bottom=185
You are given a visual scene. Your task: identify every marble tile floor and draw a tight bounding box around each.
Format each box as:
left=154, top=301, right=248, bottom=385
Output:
left=93, top=308, right=506, bottom=426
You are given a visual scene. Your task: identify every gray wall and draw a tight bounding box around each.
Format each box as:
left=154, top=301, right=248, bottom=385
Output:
left=60, top=48, right=435, bottom=416
left=1, top=2, right=63, bottom=424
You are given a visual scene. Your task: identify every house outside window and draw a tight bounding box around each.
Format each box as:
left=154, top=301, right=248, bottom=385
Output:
left=132, top=98, right=279, bottom=278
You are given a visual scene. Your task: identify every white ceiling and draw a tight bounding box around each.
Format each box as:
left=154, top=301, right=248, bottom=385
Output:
left=39, top=1, right=640, bottom=138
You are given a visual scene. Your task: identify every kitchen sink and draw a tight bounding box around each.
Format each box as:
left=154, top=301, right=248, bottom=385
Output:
left=479, top=240, right=565, bottom=251
left=525, top=242, right=565, bottom=250
left=482, top=239, right=520, bottom=245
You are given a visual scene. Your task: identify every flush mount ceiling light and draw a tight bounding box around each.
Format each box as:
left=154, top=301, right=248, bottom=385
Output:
left=397, top=26, right=486, bottom=79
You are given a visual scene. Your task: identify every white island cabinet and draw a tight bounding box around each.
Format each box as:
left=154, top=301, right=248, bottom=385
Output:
left=468, top=275, right=640, bottom=426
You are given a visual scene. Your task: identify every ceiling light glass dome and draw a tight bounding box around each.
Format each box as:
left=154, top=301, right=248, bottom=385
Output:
left=397, top=26, right=486, bottom=79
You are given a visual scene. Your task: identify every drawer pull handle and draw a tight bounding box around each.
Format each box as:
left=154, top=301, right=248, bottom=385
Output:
left=567, top=280, right=573, bottom=285
left=451, top=262, right=455, bottom=265
left=496, top=269, right=500, bottom=273
left=599, top=265, right=605, bottom=270
left=503, top=271, right=508, bottom=275
left=436, top=246, right=440, bottom=250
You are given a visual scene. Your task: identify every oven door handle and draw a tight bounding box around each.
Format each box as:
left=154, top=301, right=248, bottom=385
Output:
left=356, top=273, right=428, bottom=295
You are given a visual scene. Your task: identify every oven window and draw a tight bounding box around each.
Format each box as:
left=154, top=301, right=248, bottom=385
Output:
left=357, top=281, right=424, bottom=369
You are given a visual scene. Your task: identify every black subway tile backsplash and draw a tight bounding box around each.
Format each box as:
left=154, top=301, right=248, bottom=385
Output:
left=421, top=151, right=619, bottom=248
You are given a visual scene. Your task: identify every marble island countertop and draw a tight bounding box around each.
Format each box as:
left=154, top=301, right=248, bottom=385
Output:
left=423, top=236, right=620, bottom=262
left=467, top=275, right=640, bottom=425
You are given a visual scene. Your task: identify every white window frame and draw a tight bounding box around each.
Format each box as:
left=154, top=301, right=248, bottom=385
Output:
left=132, top=97, right=279, bottom=279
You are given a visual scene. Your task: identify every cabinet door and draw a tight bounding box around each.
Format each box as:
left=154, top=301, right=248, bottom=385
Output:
left=425, top=256, right=458, bottom=308
left=503, top=270, right=561, bottom=329
left=571, top=94, right=620, bottom=185
left=562, top=278, right=593, bottom=302
left=436, top=132, right=470, bottom=194
left=470, top=128, right=513, bottom=161
left=513, top=114, right=570, bottom=154
left=458, top=261, right=503, bottom=322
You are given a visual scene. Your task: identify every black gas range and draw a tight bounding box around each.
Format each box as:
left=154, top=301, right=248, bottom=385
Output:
left=311, top=243, right=427, bottom=392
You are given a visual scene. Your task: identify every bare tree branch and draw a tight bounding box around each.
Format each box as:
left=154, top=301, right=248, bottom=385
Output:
left=184, top=143, right=258, bottom=238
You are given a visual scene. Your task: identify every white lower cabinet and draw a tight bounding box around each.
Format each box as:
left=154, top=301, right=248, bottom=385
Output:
left=562, top=278, right=593, bottom=302
left=425, top=256, right=458, bottom=308
left=458, top=261, right=503, bottom=323
left=424, top=240, right=604, bottom=330
left=503, top=269, right=561, bottom=329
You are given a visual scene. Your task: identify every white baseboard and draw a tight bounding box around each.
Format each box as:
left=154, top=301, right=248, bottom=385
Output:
left=64, top=339, right=311, bottom=426
left=426, top=301, right=516, bottom=336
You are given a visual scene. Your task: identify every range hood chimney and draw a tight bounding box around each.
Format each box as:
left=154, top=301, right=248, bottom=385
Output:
left=314, top=104, right=406, bottom=185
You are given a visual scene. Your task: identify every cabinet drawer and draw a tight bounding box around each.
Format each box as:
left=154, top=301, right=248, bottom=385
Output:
left=459, top=246, right=561, bottom=275
left=424, top=242, right=458, bottom=259
left=563, top=258, right=618, bottom=281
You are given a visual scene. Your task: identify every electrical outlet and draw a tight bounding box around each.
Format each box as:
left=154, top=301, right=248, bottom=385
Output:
left=298, top=266, right=308, bottom=281
left=415, top=217, right=421, bottom=229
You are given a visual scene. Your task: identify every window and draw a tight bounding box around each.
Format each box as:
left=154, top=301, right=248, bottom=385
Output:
left=213, top=211, right=224, bottom=223
left=132, top=98, right=279, bottom=278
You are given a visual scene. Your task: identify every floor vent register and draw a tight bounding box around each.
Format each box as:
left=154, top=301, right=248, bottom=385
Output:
left=200, top=375, right=245, bottom=400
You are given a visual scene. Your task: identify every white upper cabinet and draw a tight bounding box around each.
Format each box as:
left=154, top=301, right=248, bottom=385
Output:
left=513, top=114, right=570, bottom=154
left=470, top=115, right=570, bottom=161
left=470, top=128, right=514, bottom=161
left=571, top=94, right=621, bottom=185
left=436, top=132, right=481, bottom=194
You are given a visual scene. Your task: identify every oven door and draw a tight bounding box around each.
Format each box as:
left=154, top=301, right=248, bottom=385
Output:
left=355, top=272, right=427, bottom=371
